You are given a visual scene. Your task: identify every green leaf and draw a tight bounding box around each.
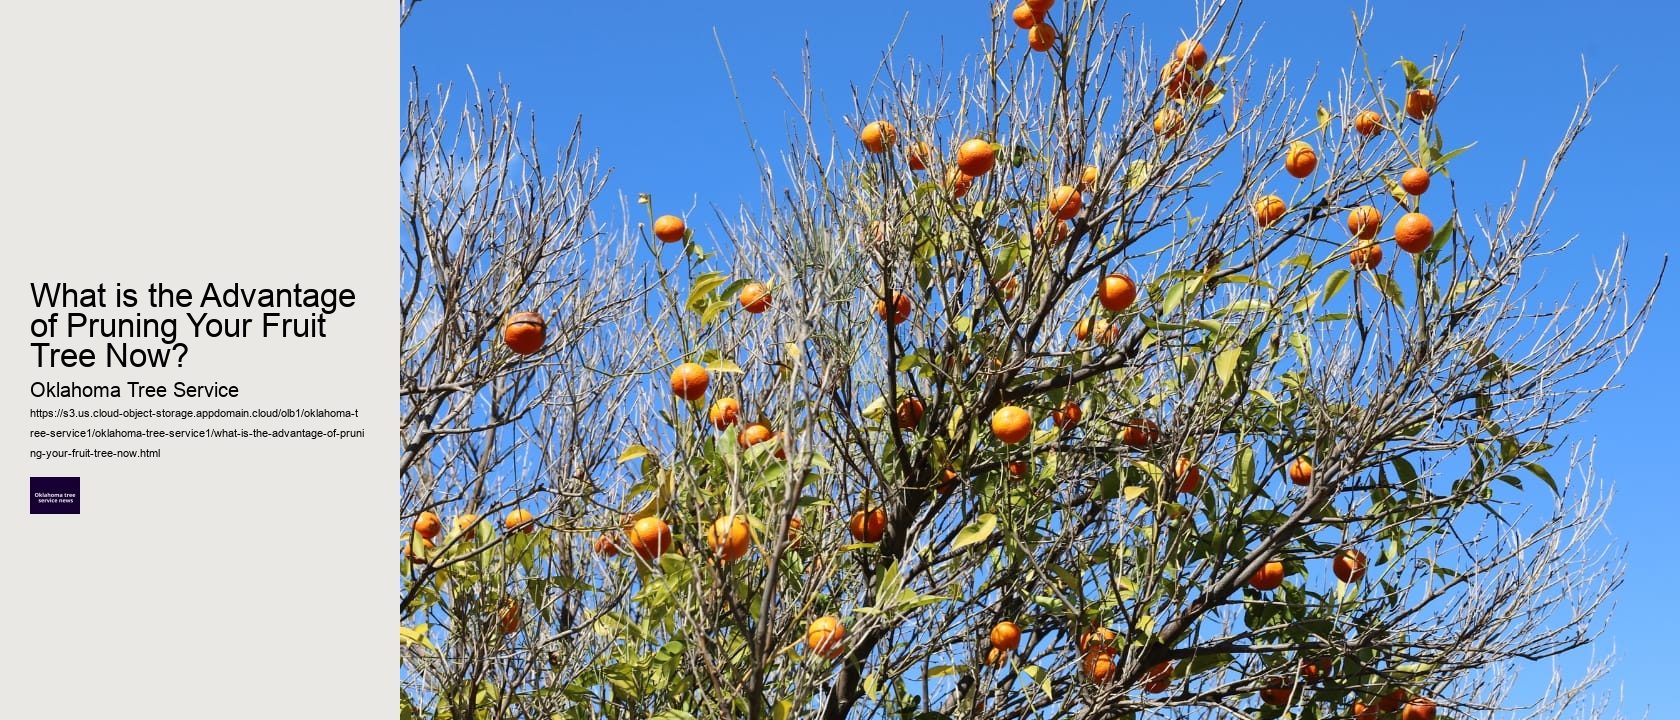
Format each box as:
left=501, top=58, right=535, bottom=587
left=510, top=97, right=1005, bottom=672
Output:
left=1125, top=160, right=1152, bottom=190
left=953, top=514, right=998, bottom=550
left=1392, top=662, right=1436, bottom=678
left=1022, top=664, right=1055, bottom=700
left=1323, top=269, right=1351, bottom=302
left=1370, top=273, right=1405, bottom=306
left=1288, top=332, right=1310, bottom=366
left=1433, top=143, right=1476, bottom=174
left=1281, top=253, right=1315, bottom=269
left=1522, top=461, right=1558, bottom=494
left=699, top=298, right=732, bottom=325
left=1233, top=445, right=1256, bottom=492
left=861, top=396, right=888, bottom=421
left=927, top=665, right=959, bottom=678
left=1159, top=277, right=1202, bottom=317
left=1392, top=456, right=1418, bottom=485
left=705, top=359, right=743, bottom=373
left=618, top=445, right=652, bottom=464
left=686, top=271, right=728, bottom=307
left=1214, top=348, right=1241, bottom=387
left=1219, top=299, right=1274, bottom=314
left=873, top=560, right=904, bottom=600
left=1423, top=216, right=1457, bottom=265
left=1395, top=58, right=1422, bottom=87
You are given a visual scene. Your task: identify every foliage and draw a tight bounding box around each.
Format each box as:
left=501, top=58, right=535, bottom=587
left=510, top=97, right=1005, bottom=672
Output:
left=399, top=3, right=1656, bottom=719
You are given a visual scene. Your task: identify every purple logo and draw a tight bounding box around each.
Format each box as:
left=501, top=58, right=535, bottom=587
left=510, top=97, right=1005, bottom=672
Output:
left=30, top=477, right=79, bottom=514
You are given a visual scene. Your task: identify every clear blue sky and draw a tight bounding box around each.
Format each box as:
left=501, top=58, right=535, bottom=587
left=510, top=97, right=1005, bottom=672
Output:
left=402, top=1, right=1677, bottom=714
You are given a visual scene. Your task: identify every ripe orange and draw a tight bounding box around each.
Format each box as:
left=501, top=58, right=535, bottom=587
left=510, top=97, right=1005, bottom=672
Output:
left=1024, top=0, right=1054, bottom=12
left=786, top=514, right=803, bottom=549
left=452, top=513, right=479, bottom=538
left=1008, top=461, right=1030, bottom=478
left=1394, top=212, right=1435, bottom=254
left=404, top=535, right=435, bottom=565
left=709, top=397, right=742, bottom=430
left=1350, top=241, right=1384, bottom=271
left=945, top=167, right=974, bottom=198
left=503, top=311, right=546, bottom=355
left=1252, top=194, right=1286, bottom=227
left=1051, top=400, right=1083, bottom=430
left=907, top=141, right=932, bottom=171
left=499, top=598, right=521, bottom=635
left=1082, top=651, right=1118, bottom=682
left=849, top=507, right=887, bottom=542
left=653, top=215, right=686, bottom=243
left=1379, top=689, right=1409, bottom=713
left=876, top=291, right=913, bottom=325
left=1037, top=217, right=1070, bottom=245
left=937, top=467, right=960, bottom=495
left=894, top=396, right=925, bottom=429
left=1175, top=457, right=1202, bottom=494
left=1144, top=661, right=1173, bottom=693
left=807, top=615, right=847, bottom=658
left=738, top=282, right=772, bottom=313
left=1333, top=548, right=1368, bottom=583
left=1401, top=167, right=1431, bottom=195
left=991, top=406, right=1034, bottom=444
left=669, top=362, right=710, bottom=401
left=990, top=621, right=1022, bottom=652
left=738, top=422, right=774, bottom=449
left=1405, top=88, right=1437, bottom=120
left=1288, top=457, right=1313, bottom=486
left=628, top=516, right=673, bottom=561
left=1048, top=185, right=1082, bottom=220
left=957, top=139, right=996, bottom=177
left=1346, top=205, right=1384, bottom=240
left=1352, top=702, right=1379, bottom=720
left=1028, top=22, right=1056, bottom=52
left=593, top=533, right=620, bottom=557
left=1353, top=109, right=1384, bottom=137
left=1121, top=417, right=1159, bottom=448
left=1401, top=697, right=1437, bottom=720
left=1010, top=3, right=1041, bottom=29
left=1097, top=273, right=1137, bottom=312
left=1079, top=164, right=1100, bottom=191
left=504, top=508, right=536, bottom=533
left=860, top=120, right=897, bottom=153
left=1174, top=38, right=1209, bottom=70
left=1284, top=141, right=1318, bottom=179
left=1079, top=626, right=1118, bottom=657
left=1153, top=106, right=1187, bottom=138
left=1159, top=59, right=1193, bottom=99
left=1073, top=317, right=1118, bottom=344
left=1249, top=560, right=1285, bottom=591
left=1259, top=678, right=1292, bottom=706
left=707, top=514, right=752, bottom=562
left=415, top=511, right=442, bottom=540
left=1299, top=659, right=1322, bottom=682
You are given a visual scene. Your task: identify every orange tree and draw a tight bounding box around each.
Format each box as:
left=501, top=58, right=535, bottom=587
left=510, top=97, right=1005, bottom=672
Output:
left=399, top=2, right=1658, bottom=719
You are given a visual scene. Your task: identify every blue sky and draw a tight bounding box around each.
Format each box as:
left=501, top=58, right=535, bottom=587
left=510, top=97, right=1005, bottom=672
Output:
left=402, top=1, right=1678, bottom=714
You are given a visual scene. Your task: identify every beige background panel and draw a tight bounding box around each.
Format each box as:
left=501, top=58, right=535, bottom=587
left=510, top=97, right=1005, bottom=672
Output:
left=0, top=1, right=390, bottom=716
